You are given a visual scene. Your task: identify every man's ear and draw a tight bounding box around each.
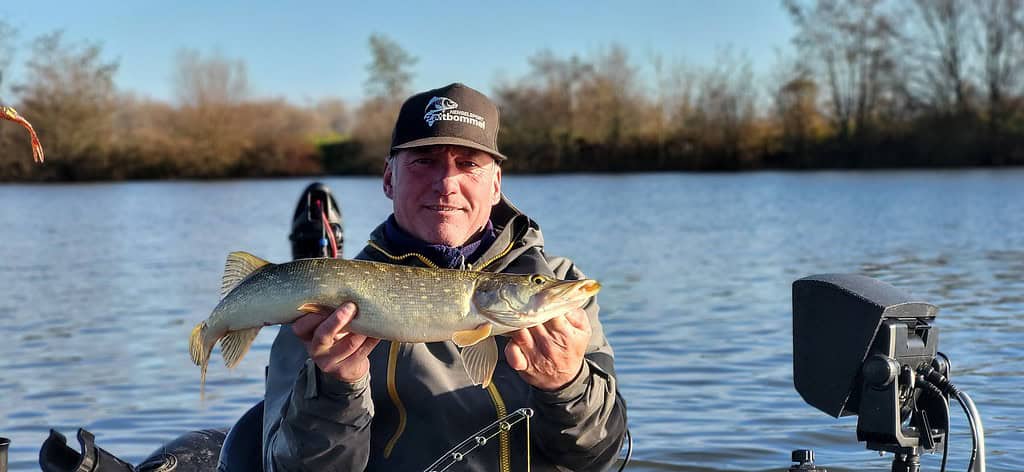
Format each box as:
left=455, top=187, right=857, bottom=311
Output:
left=491, top=165, right=502, bottom=205
left=383, top=160, right=395, bottom=200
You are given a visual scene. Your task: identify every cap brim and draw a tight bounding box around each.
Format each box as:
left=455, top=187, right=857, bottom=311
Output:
left=392, top=137, right=507, bottom=161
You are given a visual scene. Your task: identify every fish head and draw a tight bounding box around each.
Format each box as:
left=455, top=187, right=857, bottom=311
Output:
left=471, top=273, right=601, bottom=328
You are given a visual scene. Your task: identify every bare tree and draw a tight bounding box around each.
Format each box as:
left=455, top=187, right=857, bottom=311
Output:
left=897, top=0, right=974, bottom=114
left=647, top=53, right=691, bottom=166
left=656, top=59, right=698, bottom=137
left=0, top=20, right=22, bottom=178
left=691, top=48, right=760, bottom=167
left=364, top=33, right=417, bottom=99
left=492, top=80, right=552, bottom=171
left=527, top=49, right=590, bottom=141
left=343, top=33, right=417, bottom=170
left=236, top=99, right=318, bottom=176
left=494, top=49, right=592, bottom=171
left=574, top=44, right=643, bottom=146
left=12, top=31, right=118, bottom=178
left=0, top=20, right=16, bottom=96
left=173, top=48, right=249, bottom=107
left=973, top=0, right=1024, bottom=133
left=775, top=74, right=820, bottom=161
left=311, top=97, right=351, bottom=137
left=170, top=48, right=251, bottom=176
left=784, top=0, right=899, bottom=139
left=347, top=95, right=401, bottom=172
left=767, top=51, right=819, bottom=151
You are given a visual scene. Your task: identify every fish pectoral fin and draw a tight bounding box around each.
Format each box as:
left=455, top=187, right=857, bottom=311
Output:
left=219, top=327, right=261, bottom=369
left=297, top=303, right=336, bottom=316
left=460, top=336, right=498, bottom=388
left=452, top=323, right=493, bottom=347
left=220, top=252, right=272, bottom=299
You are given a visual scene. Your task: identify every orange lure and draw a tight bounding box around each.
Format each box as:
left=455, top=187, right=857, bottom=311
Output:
left=1, top=106, right=44, bottom=163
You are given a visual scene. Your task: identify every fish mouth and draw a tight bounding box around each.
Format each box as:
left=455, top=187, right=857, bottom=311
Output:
left=475, top=279, right=602, bottom=328
left=555, top=279, right=601, bottom=298
left=539, top=279, right=601, bottom=308
left=578, top=279, right=601, bottom=296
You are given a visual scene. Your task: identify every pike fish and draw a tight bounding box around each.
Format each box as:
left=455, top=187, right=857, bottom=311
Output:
left=189, top=251, right=601, bottom=391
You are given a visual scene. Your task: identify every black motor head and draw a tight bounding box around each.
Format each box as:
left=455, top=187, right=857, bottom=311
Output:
left=792, top=274, right=938, bottom=418
left=289, top=182, right=344, bottom=260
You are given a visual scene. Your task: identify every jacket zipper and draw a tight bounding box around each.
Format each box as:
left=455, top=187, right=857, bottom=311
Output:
left=367, top=239, right=516, bottom=472
left=382, top=341, right=406, bottom=458
left=487, top=383, right=512, bottom=472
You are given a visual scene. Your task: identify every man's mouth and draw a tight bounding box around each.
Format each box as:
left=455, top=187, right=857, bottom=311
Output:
left=424, top=205, right=463, bottom=212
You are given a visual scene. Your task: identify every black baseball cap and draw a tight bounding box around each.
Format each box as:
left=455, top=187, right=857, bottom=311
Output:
left=390, top=83, right=507, bottom=161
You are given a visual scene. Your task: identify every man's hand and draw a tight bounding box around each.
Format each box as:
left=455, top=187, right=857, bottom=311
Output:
left=505, top=307, right=591, bottom=391
left=292, top=302, right=380, bottom=384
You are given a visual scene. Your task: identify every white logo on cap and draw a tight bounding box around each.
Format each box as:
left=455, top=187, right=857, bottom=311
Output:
left=423, top=96, right=486, bottom=130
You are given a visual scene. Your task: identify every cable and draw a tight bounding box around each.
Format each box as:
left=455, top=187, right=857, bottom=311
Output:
left=918, top=365, right=986, bottom=472
left=917, top=375, right=950, bottom=472
left=615, top=428, right=632, bottom=472
left=934, top=352, right=952, bottom=472
left=316, top=200, right=339, bottom=258
left=956, top=392, right=977, bottom=472
left=955, top=391, right=985, bottom=472
left=939, top=428, right=949, bottom=472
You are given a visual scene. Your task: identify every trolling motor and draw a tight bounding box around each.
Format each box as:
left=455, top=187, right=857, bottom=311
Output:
left=289, top=182, right=344, bottom=259
left=791, top=274, right=986, bottom=472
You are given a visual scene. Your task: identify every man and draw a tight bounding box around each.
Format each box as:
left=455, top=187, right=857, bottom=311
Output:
left=263, top=83, right=627, bottom=471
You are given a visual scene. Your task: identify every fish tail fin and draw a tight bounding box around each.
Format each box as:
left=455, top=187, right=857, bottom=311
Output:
left=189, top=321, right=216, bottom=395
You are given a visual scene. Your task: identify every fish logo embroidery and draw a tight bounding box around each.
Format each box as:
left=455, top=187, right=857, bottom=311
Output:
left=424, top=97, right=460, bottom=127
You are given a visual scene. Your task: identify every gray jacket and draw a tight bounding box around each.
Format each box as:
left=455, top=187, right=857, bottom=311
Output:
left=263, top=197, right=627, bottom=471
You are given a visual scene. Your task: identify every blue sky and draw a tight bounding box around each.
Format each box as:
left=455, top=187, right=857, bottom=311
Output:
left=1, top=1, right=796, bottom=104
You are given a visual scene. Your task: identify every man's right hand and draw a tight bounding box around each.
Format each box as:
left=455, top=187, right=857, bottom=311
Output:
left=291, top=302, right=381, bottom=384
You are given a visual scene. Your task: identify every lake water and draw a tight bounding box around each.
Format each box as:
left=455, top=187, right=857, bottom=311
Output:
left=1, top=171, right=1022, bottom=471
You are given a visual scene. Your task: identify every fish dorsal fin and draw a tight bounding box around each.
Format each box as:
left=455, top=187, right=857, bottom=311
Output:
left=460, top=336, right=498, bottom=388
left=221, top=252, right=271, bottom=299
left=452, top=323, right=493, bottom=347
left=220, top=327, right=262, bottom=369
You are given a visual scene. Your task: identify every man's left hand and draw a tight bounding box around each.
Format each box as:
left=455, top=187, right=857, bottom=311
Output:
left=505, top=307, right=591, bottom=391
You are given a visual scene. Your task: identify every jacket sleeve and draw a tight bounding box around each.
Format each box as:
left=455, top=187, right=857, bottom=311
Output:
left=262, top=326, right=374, bottom=472
left=530, top=257, right=628, bottom=471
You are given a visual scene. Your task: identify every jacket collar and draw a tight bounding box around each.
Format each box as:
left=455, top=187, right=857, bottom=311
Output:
left=381, top=215, right=496, bottom=269
left=365, top=194, right=544, bottom=272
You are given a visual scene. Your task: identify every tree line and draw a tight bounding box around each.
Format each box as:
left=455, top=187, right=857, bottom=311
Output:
left=1, top=0, right=1023, bottom=181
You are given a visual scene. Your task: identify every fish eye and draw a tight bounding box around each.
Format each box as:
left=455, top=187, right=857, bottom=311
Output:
left=530, top=275, right=545, bottom=285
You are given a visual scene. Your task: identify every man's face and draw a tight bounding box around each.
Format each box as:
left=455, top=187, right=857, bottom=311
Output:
left=384, top=145, right=502, bottom=247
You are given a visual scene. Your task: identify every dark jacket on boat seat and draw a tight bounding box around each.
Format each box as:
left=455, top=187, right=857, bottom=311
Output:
left=262, top=196, right=627, bottom=471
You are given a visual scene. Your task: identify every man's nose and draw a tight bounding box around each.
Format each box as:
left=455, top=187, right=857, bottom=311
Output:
left=431, top=162, right=460, bottom=195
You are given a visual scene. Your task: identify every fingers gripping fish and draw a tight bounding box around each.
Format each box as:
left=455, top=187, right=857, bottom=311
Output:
left=1, top=106, right=44, bottom=164
left=189, top=252, right=600, bottom=393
